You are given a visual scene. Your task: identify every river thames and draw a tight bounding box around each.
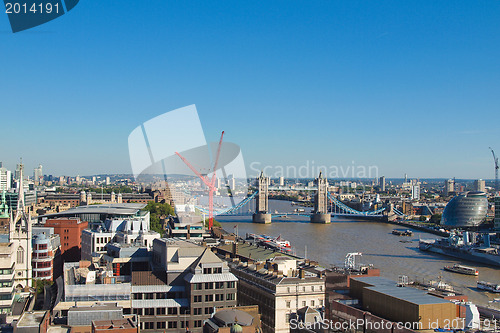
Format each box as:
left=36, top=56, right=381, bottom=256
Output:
left=218, top=200, right=500, bottom=310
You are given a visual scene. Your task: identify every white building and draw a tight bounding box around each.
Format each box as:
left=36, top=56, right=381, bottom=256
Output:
left=228, top=256, right=325, bottom=333
left=444, top=179, right=455, bottom=196
left=411, top=185, right=420, bottom=200
left=0, top=165, right=12, bottom=191
left=33, top=164, right=43, bottom=184
left=81, top=214, right=159, bottom=261
left=474, top=179, right=486, bottom=193
left=0, top=163, right=32, bottom=315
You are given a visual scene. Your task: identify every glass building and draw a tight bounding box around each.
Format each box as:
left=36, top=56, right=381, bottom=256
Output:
left=441, top=191, right=488, bottom=227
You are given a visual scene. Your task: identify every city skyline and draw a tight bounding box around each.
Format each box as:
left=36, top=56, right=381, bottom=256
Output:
left=1, top=1, right=500, bottom=177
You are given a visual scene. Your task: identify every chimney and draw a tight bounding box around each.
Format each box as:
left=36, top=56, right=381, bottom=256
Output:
left=299, top=269, right=305, bottom=279
left=232, top=242, right=238, bottom=256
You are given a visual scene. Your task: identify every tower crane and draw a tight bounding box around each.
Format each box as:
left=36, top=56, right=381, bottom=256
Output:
left=489, top=147, right=499, bottom=193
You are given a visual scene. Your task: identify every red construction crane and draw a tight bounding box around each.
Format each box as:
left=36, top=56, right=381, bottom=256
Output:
left=176, top=131, right=225, bottom=231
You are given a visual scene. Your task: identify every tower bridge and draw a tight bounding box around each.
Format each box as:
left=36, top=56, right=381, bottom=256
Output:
left=208, top=172, right=386, bottom=223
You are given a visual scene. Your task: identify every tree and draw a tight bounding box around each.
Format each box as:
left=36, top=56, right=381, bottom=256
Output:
left=144, top=202, right=175, bottom=236
left=430, top=214, right=442, bottom=224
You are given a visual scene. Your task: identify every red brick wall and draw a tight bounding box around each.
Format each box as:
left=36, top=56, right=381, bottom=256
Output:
left=45, top=218, right=88, bottom=262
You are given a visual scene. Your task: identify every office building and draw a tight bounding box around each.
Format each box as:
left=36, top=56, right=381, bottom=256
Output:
left=473, top=179, right=486, bottom=193
left=279, top=176, right=285, bottom=186
left=411, top=185, right=420, bottom=201
left=40, top=203, right=149, bottom=224
left=350, top=276, right=458, bottom=330
left=226, top=256, right=325, bottom=333
left=44, top=218, right=88, bottom=262
left=444, top=179, right=455, bottom=196
left=0, top=165, right=12, bottom=191
left=33, top=164, right=43, bottom=184
left=379, top=176, right=385, bottom=192
left=32, top=227, right=62, bottom=281
left=81, top=216, right=159, bottom=261
left=165, top=205, right=207, bottom=240
left=56, top=239, right=238, bottom=332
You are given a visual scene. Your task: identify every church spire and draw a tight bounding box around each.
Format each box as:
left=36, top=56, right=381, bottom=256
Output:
left=14, top=159, right=28, bottom=225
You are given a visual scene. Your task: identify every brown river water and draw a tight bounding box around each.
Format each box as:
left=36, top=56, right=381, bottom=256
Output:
left=218, top=200, right=500, bottom=310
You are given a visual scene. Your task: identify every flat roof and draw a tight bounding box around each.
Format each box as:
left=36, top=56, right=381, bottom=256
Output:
left=41, top=203, right=146, bottom=217
left=352, top=276, right=450, bottom=305
left=17, top=311, right=47, bottom=327
left=68, top=304, right=123, bottom=312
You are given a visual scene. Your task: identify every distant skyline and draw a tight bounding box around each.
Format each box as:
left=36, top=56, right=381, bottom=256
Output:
left=1, top=1, right=500, bottom=178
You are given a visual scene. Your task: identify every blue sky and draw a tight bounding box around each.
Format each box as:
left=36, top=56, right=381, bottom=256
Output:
left=1, top=1, right=499, bottom=179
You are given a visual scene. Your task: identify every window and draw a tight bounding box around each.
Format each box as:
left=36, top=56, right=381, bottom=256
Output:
left=286, top=300, right=291, bottom=308
left=205, top=282, right=213, bottom=290
left=194, top=320, right=202, bottom=328
left=203, top=268, right=212, bottom=274
left=194, top=295, right=202, bottom=302
left=145, top=293, right=154, bottom=299
left=157, top=322, right=165, bottom=329
left=157, top=308, right=165, bottom=315
left=287, top=287, right=290, bottom=293
left=319, top=299, right=323, bottom=306
left=215, top=282, right=224, bottom=289
left=205, top=307, right=212, bottom=314
left=227, top=281, right=235, bottom=288
left=133, top=293, right=142, bottom=300
left=17, top=247, right=24, bottom=264
left=302, top=286, right=306, bottom=292
left=194, top=283, right=202, bottom=290
left=311, top=300, right=315, bottom=307
left=168, top=322, right=177, bottom=329
left=145, top=308, right=154, bottom=315
left=213, top=267, right=222, bottom=273
left=205, top=294, right=213, bottom=302
left=193, top=308, right=201, bottom=315
left=311, top=286, right=315, bottom=291
left=215, top=294, right=224, bottom=301
left=302, top=301, right=306, bottom=307
left=286, top=313, right=291, bottom=322
left=319, top=285, right=323, bottom=291
left=168, top=307, right=177, bottom=315
left=226, top=293, right=235, bottom=301
left=144, top=322, right=154, bottom=329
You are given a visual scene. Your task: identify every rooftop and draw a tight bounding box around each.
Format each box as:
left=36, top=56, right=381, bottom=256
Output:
left=40, top=203, right=147, bottom=218
left=16, top=311, right=48, bottom=328
left=352, top=276, right=451, bottom=305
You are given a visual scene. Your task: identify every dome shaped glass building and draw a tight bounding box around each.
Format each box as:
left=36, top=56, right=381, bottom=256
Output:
left=441, top=191, right=488, bottom=227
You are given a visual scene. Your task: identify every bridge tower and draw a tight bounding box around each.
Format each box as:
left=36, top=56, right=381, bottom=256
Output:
left=253, top=171, right=272, bottom=224
left=311, top=172, right=331, bottom=223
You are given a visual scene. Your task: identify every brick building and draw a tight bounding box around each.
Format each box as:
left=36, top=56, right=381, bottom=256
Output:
left=44, top=218, right=88, bottom=262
